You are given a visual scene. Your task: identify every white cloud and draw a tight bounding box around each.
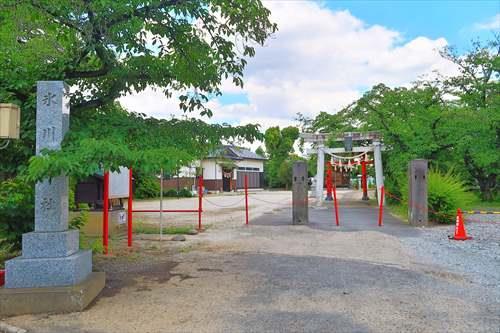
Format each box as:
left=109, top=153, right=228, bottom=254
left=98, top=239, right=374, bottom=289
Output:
left=473, top=14, right=500, bottom=31
left=120, top=1, right=459, bottom=136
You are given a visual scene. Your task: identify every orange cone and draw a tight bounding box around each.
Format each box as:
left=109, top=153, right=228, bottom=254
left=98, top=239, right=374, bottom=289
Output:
left=450, top=208, right=471, bottom=241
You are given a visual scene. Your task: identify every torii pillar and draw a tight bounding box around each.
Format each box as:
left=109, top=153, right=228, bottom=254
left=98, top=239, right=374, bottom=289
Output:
left=373, top=140, right=384, bottom=205
left=315, top=145, right=325, bottom=204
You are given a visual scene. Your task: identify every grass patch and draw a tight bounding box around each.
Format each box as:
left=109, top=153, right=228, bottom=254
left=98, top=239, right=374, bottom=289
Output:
left=464, top=197, right=500, bottom=211
left=388, top=204, right=408, bottom=223
left=133, top=222, right=194, bottom=235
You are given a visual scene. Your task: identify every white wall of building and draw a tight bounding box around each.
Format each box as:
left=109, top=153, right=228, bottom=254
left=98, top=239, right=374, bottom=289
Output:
left=201, top=160, right=223, bottom=180
left=234, top=160, right=264, bottom=180
left=178, top=159, right=264, bottom=181
left=177, top=160, right=199, bottom=178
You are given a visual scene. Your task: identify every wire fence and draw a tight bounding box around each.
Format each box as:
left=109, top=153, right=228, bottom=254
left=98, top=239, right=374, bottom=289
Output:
left=384, top=189, right=495, bottom=224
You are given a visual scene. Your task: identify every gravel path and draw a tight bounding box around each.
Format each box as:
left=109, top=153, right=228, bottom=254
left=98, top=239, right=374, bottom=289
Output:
left=401, top=220, right=500, bottom=302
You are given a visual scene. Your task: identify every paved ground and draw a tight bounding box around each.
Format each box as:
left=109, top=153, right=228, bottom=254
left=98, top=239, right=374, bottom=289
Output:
left=3, top=190, right=499, bottom=333
left=130, top=190, right=294, bottom=227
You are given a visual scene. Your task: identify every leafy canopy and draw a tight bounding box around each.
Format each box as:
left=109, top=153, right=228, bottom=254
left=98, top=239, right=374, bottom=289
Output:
left=0, top=0, right=277, bottom=113
left=27, top=103, right=263, bottom=181
left=0, top=0, right=277, bottom=179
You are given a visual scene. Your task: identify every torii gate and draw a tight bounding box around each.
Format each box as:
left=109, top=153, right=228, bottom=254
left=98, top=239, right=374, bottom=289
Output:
left=301, top=131, right=385, bottom=205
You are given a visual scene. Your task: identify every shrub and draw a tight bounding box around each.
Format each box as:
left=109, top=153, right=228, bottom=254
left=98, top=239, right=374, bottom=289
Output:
left=0, top=243, right=19, bottom=269
left=135, top=176, right=160, bottom=199
left=69, top=204, right=90, bottom=230
left=403, top=169, right=476, bottom=223
left=164, top=189, right=178, bottom=197
left=178, top=188, right=193, bottom=197
left=427, top=170, right=476, bottom=223
left=0, top=178, right=34, bottom=250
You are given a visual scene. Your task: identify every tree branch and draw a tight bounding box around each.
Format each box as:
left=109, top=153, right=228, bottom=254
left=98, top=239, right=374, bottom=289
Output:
left=106, top=0, right=185, bottom=27
left=362, top=100, right=409, bottom=151
left=30, top=0, right=83, bottom=33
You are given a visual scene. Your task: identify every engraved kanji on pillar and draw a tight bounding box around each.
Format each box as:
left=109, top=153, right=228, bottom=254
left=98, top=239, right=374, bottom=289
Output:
left=34, top=81, right=70, bottom=232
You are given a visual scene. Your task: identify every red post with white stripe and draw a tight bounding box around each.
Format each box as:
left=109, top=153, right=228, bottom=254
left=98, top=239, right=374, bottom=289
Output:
left=103, top=171, right=110, bottom=254
left=244, top=175, right=249, bottom=225
left=127, top=168, right=133, bottom=247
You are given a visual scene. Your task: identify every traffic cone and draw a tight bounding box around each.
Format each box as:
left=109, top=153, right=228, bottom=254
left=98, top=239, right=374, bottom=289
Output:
left=450, top=208, right=471, bottom=241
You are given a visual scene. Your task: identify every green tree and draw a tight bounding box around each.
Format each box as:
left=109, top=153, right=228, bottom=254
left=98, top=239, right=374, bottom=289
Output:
left=264, top=126, right=299, bottom=187
left=0, top=1, right=276, bottom=248
left=277, top=154, right=304, bottom=189
left=26, top=103, right=263, bottom=181
left=255, top=146, right=266, bottom=158
left=311, top=38, right=499, bottom=200
left=315, top=83, right=454, bottom=196
left=0, top=0, right=277, bottom=178
left=439, top=38, right=499, bottom=200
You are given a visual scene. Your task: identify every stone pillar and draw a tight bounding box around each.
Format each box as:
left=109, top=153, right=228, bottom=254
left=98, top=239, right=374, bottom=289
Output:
left=315, top=145, right=325, bottom=204
left=292, top=161, right=308, bottom=225
left=408, top=159, right=428, bottom=226
left=373, top=140, right=384, bottom=205
left=5, top=81, right=92, bottom=288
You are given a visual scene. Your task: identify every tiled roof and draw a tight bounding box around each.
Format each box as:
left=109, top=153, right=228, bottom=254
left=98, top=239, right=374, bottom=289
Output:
left=207, top=145, right=266, bottom=160
left=227, top=146, right=266, bottom=160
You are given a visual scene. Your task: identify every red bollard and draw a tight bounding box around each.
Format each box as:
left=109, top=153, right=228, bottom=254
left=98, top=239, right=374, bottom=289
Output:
left=103, top=171, right=110, bottom=254
left=378, top=186, right=384, bottom=227
left=127, top=168, right=133, bottom=247
left=198, top=175, right=203, bottom=231
left=332, top=180, right=340, bottom=226
left=0, top=270, right=5, bottom=286
left=244, top=175, right=249, bottom=225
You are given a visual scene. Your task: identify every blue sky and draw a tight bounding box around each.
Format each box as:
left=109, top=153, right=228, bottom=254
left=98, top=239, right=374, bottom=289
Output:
left=214, top=1, right=500, bottom=119
left=325, top=0, right=499, bottom=51
left=121, top=1, right=499, bottom=132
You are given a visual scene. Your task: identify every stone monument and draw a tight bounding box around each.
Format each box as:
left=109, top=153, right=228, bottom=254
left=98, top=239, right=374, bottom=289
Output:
left=292, top=161, right=308, bottom=225
left=0, top=81, right=104, bottom=316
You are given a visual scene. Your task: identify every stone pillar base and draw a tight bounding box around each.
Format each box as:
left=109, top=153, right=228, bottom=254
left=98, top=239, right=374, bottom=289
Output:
left=0, top=272, right=105, bottom=317
left=5, top=250, right=92, bottom=289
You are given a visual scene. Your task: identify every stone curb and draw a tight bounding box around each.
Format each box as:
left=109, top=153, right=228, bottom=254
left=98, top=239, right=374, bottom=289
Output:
left=0, top=322, right=27, bottom=333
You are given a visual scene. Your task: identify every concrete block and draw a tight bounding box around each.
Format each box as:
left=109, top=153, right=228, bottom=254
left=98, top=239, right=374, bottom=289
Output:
left=0, top=272, right=105, bottom=317
left=5, top=250, right=92, bottom=289
left=22, top=230, right=79, bottom=258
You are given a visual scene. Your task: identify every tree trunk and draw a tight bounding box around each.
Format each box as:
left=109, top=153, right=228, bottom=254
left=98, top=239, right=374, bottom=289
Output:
left=464, top=150, right=497, bottom=202
left=478, top=174, right=497, bottom=201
